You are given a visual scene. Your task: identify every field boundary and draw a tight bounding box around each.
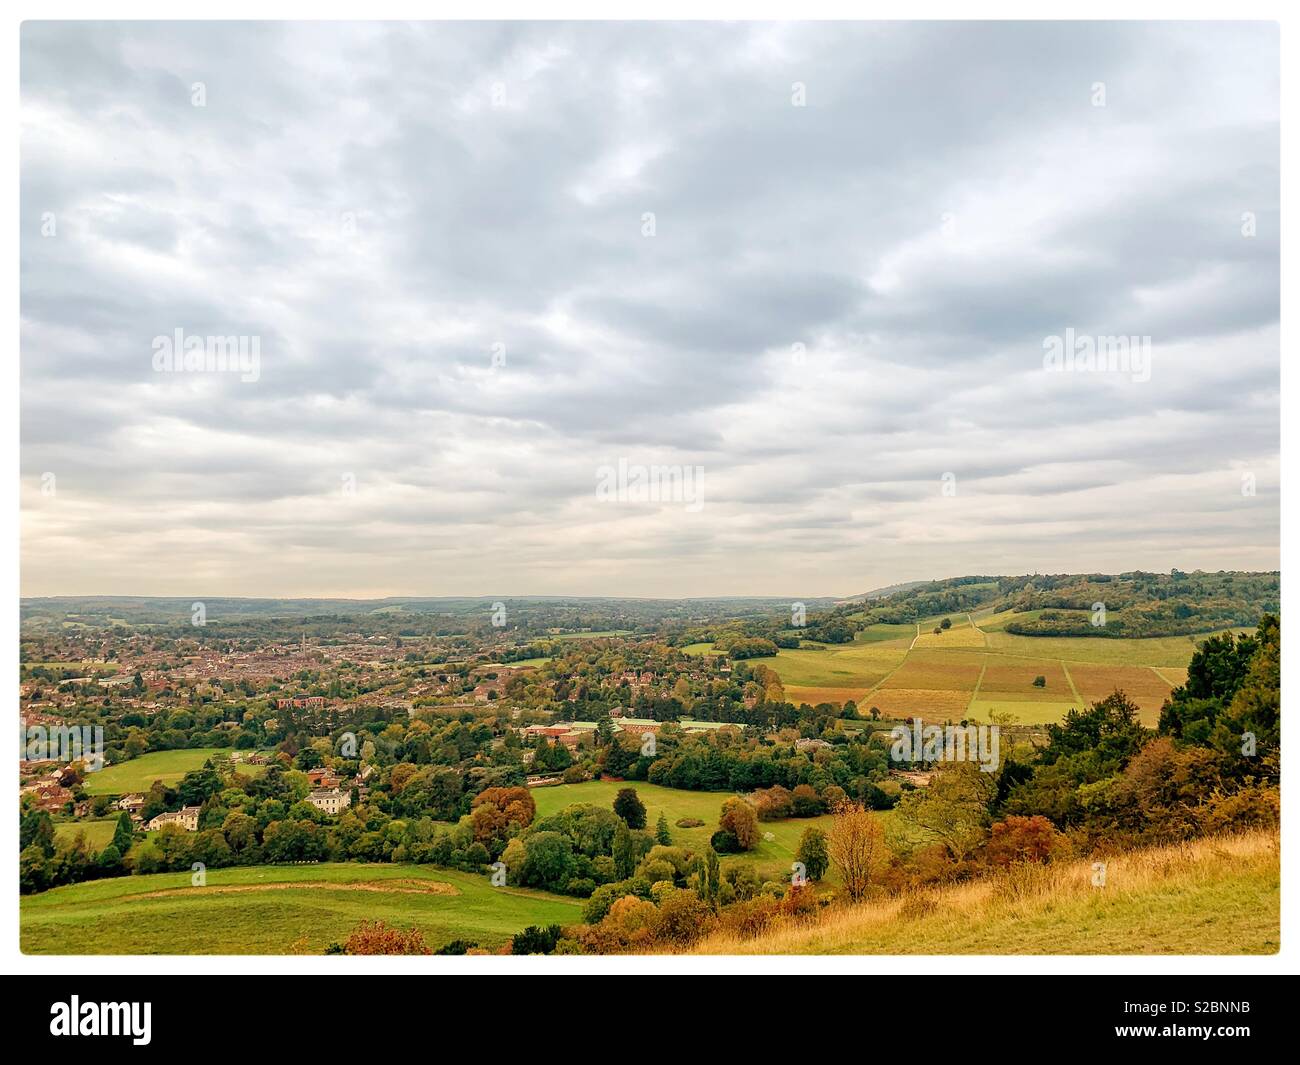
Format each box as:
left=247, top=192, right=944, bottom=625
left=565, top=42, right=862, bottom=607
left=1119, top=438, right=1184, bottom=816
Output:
left=1060, top=660, right=1083, bottom=705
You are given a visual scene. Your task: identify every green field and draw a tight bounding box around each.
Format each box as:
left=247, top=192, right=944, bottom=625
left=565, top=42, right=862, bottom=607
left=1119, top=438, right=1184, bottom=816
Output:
left=21, top=862, right=582, bottom=955
left=54, top=819, right=120, bottom=850
left=534, top=780, right=837, bottom=883
left=82, top=749, right=269, bottom=796
left=747, top=614, right=1228, bottom=725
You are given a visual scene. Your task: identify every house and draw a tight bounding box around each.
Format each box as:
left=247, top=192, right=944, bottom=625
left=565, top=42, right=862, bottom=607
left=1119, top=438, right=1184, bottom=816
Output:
left=27, top=785, right=73, bottom=813
left=307, top=787, right=351, bottom=815
left=306, top=767, right=341, bottom=789
left=146, top=805, right=201, bottom=832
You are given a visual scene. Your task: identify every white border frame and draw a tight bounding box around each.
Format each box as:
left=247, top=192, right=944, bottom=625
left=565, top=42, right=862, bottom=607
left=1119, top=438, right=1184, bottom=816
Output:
left=3, top=0, right=1291, bottom=976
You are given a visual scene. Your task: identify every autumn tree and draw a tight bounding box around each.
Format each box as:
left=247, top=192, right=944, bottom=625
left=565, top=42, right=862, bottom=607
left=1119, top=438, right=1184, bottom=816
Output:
left=985, top=815, right=1066, bottom=866
left=827, top=803, right=889, bottom=901
left=719, top=797, right=759, bottom=851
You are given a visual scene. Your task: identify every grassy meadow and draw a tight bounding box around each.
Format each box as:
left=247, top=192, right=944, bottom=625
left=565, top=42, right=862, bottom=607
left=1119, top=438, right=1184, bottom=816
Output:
left=20, top=862, right=582, bottom=955
left=82, top=748, right=268, bottom=796
left=54, top=819, right=121, bottom=850
left=688, top=829, right=1280, bottom=955
left=533, top=779, right=837, bottom=884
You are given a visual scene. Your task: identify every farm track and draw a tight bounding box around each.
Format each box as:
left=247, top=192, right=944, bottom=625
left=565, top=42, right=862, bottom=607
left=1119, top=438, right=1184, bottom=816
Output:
left=967, top=659, right=988, bottom=715
left=1060, top=660, right=1083, bottom=704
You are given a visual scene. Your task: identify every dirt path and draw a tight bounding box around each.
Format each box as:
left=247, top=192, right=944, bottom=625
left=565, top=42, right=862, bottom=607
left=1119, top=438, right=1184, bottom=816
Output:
left=1060, top=660, right=1084, bottom=705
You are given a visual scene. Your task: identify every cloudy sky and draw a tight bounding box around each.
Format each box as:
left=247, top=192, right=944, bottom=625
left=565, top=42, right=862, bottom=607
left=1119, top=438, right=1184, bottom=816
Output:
left=20, top=21, right=1279, bottom=599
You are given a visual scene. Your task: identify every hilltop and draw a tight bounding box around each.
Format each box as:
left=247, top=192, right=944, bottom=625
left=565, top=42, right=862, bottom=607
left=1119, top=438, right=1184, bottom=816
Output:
left=837, top=570, right=1278, bottom=640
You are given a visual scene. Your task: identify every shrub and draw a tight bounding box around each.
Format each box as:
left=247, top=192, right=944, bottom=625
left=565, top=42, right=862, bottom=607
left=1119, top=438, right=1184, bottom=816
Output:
left=511, top=924, right=564, bottom=955
left=710, top=829, right=740, bottom=854
left=986, top=815, right=1066, bottom=866
left=344, top=920, right=431, bottom=955
left=717, top=895, right=781, bottom=939
left=652, top=888, right=713, bottom=945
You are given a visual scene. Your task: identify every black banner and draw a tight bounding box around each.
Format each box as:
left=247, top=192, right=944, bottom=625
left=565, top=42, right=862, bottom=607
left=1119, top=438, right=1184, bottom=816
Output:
left=10, top=974, right=1292, bottom=1050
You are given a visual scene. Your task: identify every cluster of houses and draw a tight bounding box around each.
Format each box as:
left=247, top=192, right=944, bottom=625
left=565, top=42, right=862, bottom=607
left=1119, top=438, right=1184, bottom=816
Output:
left=520, top=716, right=739, bottom=750
left=113, top=763, right=369, bottom=834
left=19, top=763, right=78, bottom=813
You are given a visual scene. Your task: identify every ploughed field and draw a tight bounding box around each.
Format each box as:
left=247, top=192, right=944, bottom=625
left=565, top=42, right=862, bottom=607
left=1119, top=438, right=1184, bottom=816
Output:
left=759, top=610, right=1227, bottom=724
left=20, top=862, right=583, bottom=954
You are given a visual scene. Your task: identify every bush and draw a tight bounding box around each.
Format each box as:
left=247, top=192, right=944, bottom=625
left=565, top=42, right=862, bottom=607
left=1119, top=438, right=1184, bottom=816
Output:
left=710, top=829, right=740, bottom=854
left=717, top=895, right=781, bottom=939
left=511, top=924, right=564, bottom=955
left=652, top=888, right=714, bottom=945
left=344, top=920, right=431, bottom=955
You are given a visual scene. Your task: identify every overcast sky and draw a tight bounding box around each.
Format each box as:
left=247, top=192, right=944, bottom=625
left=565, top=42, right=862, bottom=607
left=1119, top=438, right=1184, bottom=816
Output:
left=20, top=21, right=1279, bottom=599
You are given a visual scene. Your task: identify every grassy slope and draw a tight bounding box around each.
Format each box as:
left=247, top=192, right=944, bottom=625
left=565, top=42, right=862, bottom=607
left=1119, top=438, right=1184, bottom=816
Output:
left=21, top=862, right=582, bottom=955
left=82, top=748, right=267, bottom=795
left=54, top=820, right=120, bottom=850
left=688, top=830, right=1279, bottom=955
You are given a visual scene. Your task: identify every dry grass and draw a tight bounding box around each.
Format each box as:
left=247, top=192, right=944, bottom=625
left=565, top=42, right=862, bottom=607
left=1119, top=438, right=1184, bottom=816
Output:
left=1067, top=664, right=1175, bottom=724
left=866, top=688, right=974, bottom=716
left=686, top=829, right=1279, bottom=955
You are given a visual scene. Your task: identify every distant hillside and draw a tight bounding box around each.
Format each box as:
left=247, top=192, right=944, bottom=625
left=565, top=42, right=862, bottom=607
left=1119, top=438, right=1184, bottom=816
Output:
left=18, top=594, right=838, bottom=633
left=837, top=580, right=928, bottom=603
left=838, top=570, right=1278, bottom=639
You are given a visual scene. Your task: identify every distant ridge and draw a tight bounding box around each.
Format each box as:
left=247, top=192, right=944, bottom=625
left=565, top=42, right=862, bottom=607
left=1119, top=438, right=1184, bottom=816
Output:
left=836, top=580, right=929, bottom=604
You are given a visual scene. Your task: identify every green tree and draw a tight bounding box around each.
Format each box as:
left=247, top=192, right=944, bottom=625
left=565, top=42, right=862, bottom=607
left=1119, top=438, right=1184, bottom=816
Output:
left=612, top=821, right=636, bottom=880
left=655, top=812, right=672, bottom=846
left=703, top=846, right=721, bottom=909
left=796, top=826, right=830, bottom=881
left=613, top=787, right=647, bottom=829
left=111, top=811, right=135, bottom=855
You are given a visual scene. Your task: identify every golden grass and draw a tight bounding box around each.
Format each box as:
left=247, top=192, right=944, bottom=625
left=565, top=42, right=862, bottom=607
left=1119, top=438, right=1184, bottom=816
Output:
left=979, top=659, right=1071, bottom=699
left=786, top=685, right=873, bottom=706
left=865, top=688, right=974, bottom=716
left=686, top=829, right=1279, bottom=955
left=912, top=626, right=988, bottom=650
left=1068, top=664, right=1174, bottom=723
